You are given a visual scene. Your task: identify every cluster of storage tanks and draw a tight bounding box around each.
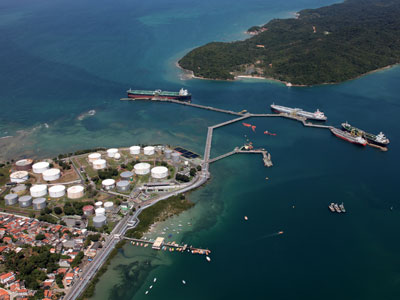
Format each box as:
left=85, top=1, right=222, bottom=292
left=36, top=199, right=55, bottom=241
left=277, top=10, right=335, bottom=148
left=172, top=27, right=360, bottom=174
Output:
left=4, top=193, right=46, bottom=210
left=91, top=201, right=114, bottom=228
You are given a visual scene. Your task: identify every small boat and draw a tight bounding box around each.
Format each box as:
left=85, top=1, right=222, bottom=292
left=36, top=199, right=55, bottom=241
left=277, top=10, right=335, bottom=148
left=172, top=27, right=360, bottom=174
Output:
left=334, top=203, right=341, bottom=213
left=244, top=216, right=248, bottom=221
left=329, top=203, right=335, bottom=212
left=182, top=280, right=186, bottom=285
left=339, top=202, right=346, bottom=213
left=153, top=278, right=157, bottom=283
left=149, top=285, right=153, bottom=289
left=206, top=256, right=211, bottom=262
left=278, top=231, right=284, bottom=235
left=145, top=291, right=149, bottom=295
left=265, top=177, right=269, bottom=180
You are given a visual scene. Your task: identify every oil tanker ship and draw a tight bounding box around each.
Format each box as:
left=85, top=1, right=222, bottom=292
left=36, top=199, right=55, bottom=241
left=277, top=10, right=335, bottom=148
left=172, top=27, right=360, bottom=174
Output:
left=341, top=122, right=389, bottom=147
left=270, top=104, right=327, bottom=121
left=330, top=127, right=367, bottom=146
left=127, top=88, right=191, bottom=101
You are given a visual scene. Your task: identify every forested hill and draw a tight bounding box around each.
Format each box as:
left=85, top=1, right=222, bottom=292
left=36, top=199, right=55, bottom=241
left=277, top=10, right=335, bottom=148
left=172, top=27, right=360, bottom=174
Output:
left=178, top=0, right=400, bottom=85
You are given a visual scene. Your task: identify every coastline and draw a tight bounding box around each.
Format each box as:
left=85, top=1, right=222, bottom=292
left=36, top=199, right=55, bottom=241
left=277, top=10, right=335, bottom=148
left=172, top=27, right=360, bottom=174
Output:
left=177, top=62, right=400, bottom=87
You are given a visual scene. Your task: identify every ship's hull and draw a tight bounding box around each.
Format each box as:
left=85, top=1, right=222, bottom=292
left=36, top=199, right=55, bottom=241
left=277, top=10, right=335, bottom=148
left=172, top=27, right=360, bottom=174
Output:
left=128, top=93, right=191, bottom=101
left=330, top=128, right=367, bottom=146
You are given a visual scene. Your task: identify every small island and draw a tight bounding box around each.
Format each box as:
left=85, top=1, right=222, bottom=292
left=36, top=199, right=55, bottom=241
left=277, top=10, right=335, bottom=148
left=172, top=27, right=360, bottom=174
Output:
left=178, top=0, right=400, bottom=85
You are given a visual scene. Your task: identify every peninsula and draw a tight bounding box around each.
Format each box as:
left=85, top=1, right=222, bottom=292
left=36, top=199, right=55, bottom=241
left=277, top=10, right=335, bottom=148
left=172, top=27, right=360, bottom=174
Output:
left=178, top=0, right=400, bottom=85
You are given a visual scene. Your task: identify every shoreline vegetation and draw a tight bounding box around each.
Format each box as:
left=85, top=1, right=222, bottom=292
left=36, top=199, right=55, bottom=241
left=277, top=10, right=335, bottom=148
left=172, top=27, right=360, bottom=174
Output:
left=78, top=194, right=194, bottom=300
left=178, top=0, right=400, bottom=86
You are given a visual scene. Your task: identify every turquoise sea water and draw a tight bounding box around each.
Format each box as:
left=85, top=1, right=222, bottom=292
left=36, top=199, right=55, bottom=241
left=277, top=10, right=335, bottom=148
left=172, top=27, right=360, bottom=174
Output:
left=1, top=0, right=400, bottom=299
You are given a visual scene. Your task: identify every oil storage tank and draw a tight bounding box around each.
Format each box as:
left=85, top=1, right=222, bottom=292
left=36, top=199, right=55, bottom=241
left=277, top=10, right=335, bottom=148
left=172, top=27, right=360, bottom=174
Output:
left=151, top=166, right=168, bottom=179
left=19, top=195, right=32, bottom=208
left=93, top=215, right=107, bottom=228
left=114, top=153, right=121, bottom=160
left=120, top=171, right=133, bottom=180
left=10, top=171, right=29, bottom=183
left=33, top=198, right=46, bottom=210
left=107, top=148, right=118, bottom=158
left=143, top=146, right=155, bottom=155
left=130, top=146, right=140, bottom=155
left=42, top=168, right=61, bottom=181
left=93, top=159, right=106, bottom=170
left=32, top=162, right=50, bottom=174
left=15, top=159, right=33, bottom=171
left=95, top=201, right=103, bottom=208
left=134, top=163, right=150, bottom=175
left=171, top=152, right=180, bottom=163
left=104, top=201, right=114, bottom=211
left=83, top=205, right=95, bottom=216
left=117, top=180, right=130, bottom=192
left=49, top=185, right=66, bottom=198
left=4, top=194, right=18, bottom=206
left=30, top=184, right=47, bottom=197
left=102, top=179, right=115, bottom=190
left=88, top=153, right=101, bottom=163
left=164, top=149, right=172, bottom=159
left=95, top=207, right=105, bottom=216
left=67, top=185, right=84, bottom=199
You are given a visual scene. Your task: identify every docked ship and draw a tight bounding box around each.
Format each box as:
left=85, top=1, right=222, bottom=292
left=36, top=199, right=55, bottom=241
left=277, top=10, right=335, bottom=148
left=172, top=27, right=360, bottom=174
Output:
left=330, top=127, right=367, bottom=146
left=341, top=122, right=389, bottom=147
left=270, top=104, right=327, bottom=121
left=127, top=88, right=191, bottom=101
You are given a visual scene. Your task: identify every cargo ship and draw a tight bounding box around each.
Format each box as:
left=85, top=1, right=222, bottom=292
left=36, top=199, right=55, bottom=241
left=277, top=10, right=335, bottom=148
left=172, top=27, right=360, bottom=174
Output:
left=330, top=127, right=367, bottom=146
left=341, top=122, right=389, bottom=147
left=270, top=104, right=327, bottom=121
left=127, top=88, right=191, bottom=101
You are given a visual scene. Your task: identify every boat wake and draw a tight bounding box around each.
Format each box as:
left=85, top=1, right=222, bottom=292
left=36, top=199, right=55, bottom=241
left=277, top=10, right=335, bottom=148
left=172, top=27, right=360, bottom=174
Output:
left=78, top=109, right=96, bottom=120
left=257, top=231, right=284, bottom=240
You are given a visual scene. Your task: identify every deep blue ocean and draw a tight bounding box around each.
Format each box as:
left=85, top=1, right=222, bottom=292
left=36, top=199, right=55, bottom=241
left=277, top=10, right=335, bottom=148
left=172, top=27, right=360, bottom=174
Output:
left=1, top=0, right=400, bottom=299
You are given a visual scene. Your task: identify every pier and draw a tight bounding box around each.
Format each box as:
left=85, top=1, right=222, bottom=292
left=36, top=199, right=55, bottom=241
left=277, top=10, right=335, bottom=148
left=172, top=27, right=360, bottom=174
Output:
left=208, top=147, right=273, bottom=167
left=123, top=236, right=211, bottom=255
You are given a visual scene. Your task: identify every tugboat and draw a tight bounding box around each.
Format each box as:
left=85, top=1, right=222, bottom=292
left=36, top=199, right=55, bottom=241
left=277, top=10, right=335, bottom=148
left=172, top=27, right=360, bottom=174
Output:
left=329, top=203, right=335, bottom=212
left=341, top=122, right=389, bottom=146
left=334, top=203, right=341, bottom=213
left=339, top=203, right=346, bottom=213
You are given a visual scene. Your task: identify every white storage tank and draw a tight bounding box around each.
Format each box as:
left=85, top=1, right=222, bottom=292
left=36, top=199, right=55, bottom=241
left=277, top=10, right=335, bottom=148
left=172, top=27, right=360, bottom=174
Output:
left=67, top=185, right=84, bottom=199
left=10, top=171, right=29, bottom=183
left=11, top=184, right=26, bottom=194
left=19, top=195, right=32, bottom=208
left=102, top=179, right=115, bottom=190
left=42, top=168, right=61, bottom=181
left=95, top=201, right=103, bottom=208
left=93, top=215, right=107, bottom=228
left=95, top=207, right=105, bottom=216
left=88, top=153, right=101, bottom=163
left=33, top=198, right=46, bottom=210
left=151, top=166, right=168, bottom=179
left=4, top=194, right=18, bottom=206
left=93, top=159, right=107, bottom=170
left=134, top=163, right=151, bottom=175
left=171, top=152, right=181, bottom=163
left=117, top=180, right=130, bottom=192
left=32, top=161, right=50, bottom=174
left=143, top=146, right=155, bottom=156
left=164, top=149, right=172, bottom=159
left=49, top=185, right=66, bottom=198
left=129, top=146, right=140, bottom=155
left=107, top=148, right=118, bottom=158
left=120, top=171, right=133, bottom=180
left=30, top=184, right=47, bottom=197
left=114, top=153, right=121, bottom=160
left=104, top=201, right=114, bottom=211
